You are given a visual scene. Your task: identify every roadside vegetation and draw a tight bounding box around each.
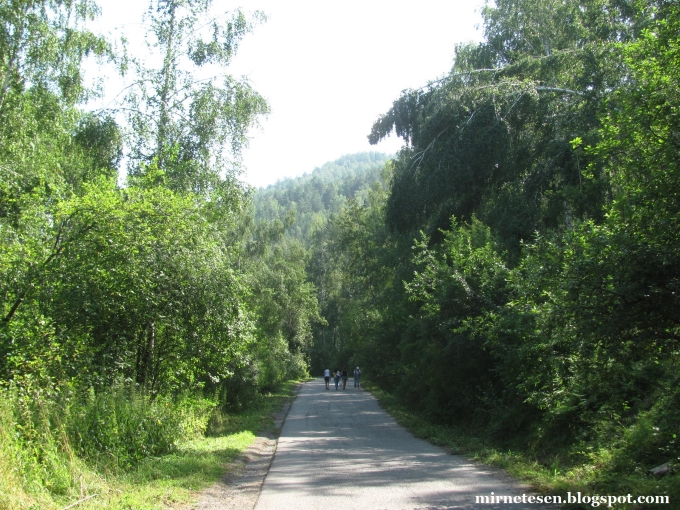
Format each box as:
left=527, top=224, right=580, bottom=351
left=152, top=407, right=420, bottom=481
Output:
left=0, top=0, right=312, bottom=506
left=0, top=380, right=300, bottom=509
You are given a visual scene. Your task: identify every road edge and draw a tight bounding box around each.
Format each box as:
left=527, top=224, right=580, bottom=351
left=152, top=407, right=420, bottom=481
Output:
left=189, top=381, right=304, bottom=510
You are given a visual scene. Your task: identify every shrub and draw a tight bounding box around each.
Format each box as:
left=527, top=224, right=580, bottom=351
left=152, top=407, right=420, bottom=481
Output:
left=256, top=334, right=308, bottom=392
left=64, top=384, right=214, bottom=468
left=2, top=381, right=216, bottom=477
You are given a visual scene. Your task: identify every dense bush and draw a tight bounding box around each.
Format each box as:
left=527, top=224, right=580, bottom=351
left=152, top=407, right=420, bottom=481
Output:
left=65, top=385, right=214, bottom=467
left=1, top=382, right=215, bottom=478
left=256, top=334, right=309, bottom=392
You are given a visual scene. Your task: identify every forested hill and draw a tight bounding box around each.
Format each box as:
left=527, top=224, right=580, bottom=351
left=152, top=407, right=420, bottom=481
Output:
left=252, top=152, right=390, bottom=242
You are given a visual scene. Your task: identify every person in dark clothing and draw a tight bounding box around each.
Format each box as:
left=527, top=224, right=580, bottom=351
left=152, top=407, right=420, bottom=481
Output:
left=341, top=367, right=349, bottom=389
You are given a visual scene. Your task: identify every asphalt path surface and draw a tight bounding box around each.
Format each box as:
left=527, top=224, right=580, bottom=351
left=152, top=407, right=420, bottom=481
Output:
left=255, top=378, right=549, bottom=510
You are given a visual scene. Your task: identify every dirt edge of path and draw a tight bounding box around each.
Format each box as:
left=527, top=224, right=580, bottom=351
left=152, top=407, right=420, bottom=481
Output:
left=187, top=382, right=303, bottom=510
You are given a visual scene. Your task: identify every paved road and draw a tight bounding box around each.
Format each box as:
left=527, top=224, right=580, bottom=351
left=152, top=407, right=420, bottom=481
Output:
left=255, top=379, right=546, bottom=510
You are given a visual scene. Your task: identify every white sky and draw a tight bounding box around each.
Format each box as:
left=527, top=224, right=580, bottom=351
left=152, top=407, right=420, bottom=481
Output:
left=88, top=0, right=485, bottom=188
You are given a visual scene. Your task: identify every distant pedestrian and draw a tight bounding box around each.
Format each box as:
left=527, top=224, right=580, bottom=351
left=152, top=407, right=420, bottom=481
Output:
left=354, top=367, right=361, bottom=388
left=341, top=367, right=348, bottom=389
left=324, top=368, right=331, bottom=390
left=334, top=370, right=341, bottom=390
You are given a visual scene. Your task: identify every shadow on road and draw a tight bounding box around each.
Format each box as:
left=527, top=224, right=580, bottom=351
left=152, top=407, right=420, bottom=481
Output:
left=256, top=380, right=552, bottom=509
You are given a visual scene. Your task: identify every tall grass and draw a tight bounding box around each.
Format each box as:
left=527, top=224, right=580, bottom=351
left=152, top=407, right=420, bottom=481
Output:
left=0, top=382, right=214, bottom=509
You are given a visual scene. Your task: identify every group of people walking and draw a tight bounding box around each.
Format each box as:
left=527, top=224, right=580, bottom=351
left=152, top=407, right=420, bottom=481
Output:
left=324, top=367, right=361, bottom=390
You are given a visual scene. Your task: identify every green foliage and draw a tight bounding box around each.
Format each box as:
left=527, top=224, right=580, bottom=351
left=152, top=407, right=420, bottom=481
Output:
left=245, top=153, right=391, bottom=382
left=0, top=0, right=109, bottom=108
left=399, top=218, right=510, bottom=423
left=243, top=236, right=318, bottom=392
left=0, top=382, right=212, bottom=507
left=3, top=0, right=680, bottom=504
left=1, top=175, right=257, bottom=398
left=253, top=152, right=391, bottom=245
left=65, top=386, right=214, bottom=467
left=368, top=0, right=640, bottom=257
left=125, top=0, right=268, bottom=193
left=0, top=378, right=300, bottom=509
left=20, top=384, right=213, bottom=468
left=307, top=165, right=408, bottom=378
left=0, top=0, right=312, bottom=505
left=254, top=333, right=308, bottom=392
left=250, top=241, right=321, bottom=350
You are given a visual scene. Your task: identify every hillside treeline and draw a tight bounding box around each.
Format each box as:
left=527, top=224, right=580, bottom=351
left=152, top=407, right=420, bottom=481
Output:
left=253, top=152, right=390, bottom=243
left=306, top=0, right=680, bottom=501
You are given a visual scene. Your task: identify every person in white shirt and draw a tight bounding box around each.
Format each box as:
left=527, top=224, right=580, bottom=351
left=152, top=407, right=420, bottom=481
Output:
left=324, top=368, right=331, bottom=390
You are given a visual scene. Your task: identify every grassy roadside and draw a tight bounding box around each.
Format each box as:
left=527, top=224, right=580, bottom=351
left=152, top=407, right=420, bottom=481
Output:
left=364, top=382, right=678, bottom=509
left=0, top=380, right=303, bottom=510
left=101, top=379, right=303, bottom=510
